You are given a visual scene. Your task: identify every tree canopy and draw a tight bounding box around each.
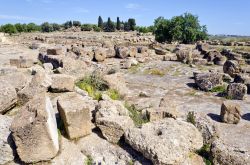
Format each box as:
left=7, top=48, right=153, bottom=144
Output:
left=154, top=13, right=208, bottom=44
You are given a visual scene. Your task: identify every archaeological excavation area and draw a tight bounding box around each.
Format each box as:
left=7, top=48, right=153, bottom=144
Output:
left=0, top=31, right=250, bottom=165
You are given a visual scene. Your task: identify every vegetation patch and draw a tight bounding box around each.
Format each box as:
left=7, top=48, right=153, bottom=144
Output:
left=128, top=64, right=142, bottom=74
left=209, top=85, right=227, bottom=93
left=125, top=102, right=149, bottom=127
left=85, top=155, right=94, bottom=165
left=144, top=68, right=165, bottom=77
left=187, top=111, right=196, bottom=125
left=76, top=74, right=109, bottom=101
left=196, top=144, right=212, bottom=165
left=107, top=89, right=122, bottom=100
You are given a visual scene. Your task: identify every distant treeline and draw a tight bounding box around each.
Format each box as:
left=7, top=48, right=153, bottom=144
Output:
left=0, top=13, right=209, bottom=44
left=0, top=16, right=152, bottom=35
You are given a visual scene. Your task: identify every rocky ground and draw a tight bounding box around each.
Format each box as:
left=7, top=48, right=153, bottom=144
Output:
left=0, top=31, right=250, bottom=165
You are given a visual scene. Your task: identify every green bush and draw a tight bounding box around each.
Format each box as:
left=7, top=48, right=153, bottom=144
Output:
left=85, top=155, right=93, bottom=165
left=154, top=13, right=208, bottom=44
left=196, top=144, right=212, bottom=165
left=125, top=102, right=149, bottom=127
left=210, top=85, right=227, bottom=93
left=1, top=24, right=17, bottom=35
left=107, top=89, right=121, bottom=100
left=187, top=111, right=196, bottom=125
left=81, top=24, right=93, bottom=31
left=76, top=74, right=109, bottom=101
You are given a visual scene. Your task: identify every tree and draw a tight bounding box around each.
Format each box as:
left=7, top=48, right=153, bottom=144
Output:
left=128, top=18, right=136, bottom=31
left=1, top=24, right=17, bottom=35
left=81, top=24, right=93, bottom=31
left=154, top=13, right=208, bottom=44
left=27, top=23, right=40, bottom=32
left=124, top=22, right=130, bottom=31
left=104, top=17, right=115, bottom=32
left=41, top=22, right=53, bottom=32
left=98, top=16, right=104, bottom=29
left=14, top=23, right=24, bottom=33
left=116, top=17, right=121, bottom=30
left=52, top=23, right=61, bottom=31
left=64, top=21, right=73, bottom=29
left=73, top=21, right=81, bottom=27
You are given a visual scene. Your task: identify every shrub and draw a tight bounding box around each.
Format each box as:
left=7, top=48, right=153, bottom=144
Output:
left=196, top=144, right=212, bottom=165
left=85, top=155, right=93, bottom=165
left=210, top=85, right=227, bottom=93
left=144, top=68, right=165, bottom=77
left=187, top=111, right=196, bottom=125
left=41, top=22, right=53, bottom=32
left=73, top=21, right=81, bottom=27
left=107, top=89, right=121, bottom=100
left=154, top=13, right=208, bottom=44
left=81, top=24, right=93, bottom=31
left=103, top=17, right=116, bottom=32
left=92, top=25, right=101, bottom=32
left=125, top=102, right=149, bottom=127
left=1, top=24, right=17, bottom=35
left=76, top=73, right=109, bottom=101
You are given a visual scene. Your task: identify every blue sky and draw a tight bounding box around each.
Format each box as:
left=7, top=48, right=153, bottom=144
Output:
left=0, top=0, right=249, bottom=35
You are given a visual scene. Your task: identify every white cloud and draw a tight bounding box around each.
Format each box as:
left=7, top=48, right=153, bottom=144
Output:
left=74, top=8, right=90, bottom=13
left=0, top=14, right=39, bottom=21
left=125, top=3, right=140, bottom=10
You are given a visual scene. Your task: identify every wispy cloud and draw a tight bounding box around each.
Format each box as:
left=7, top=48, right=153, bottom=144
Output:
left=125, top=3, right=150, bottom=11
left=0, top=14, right=39, bottom=21
left=74, top=8, right=90, bottom=13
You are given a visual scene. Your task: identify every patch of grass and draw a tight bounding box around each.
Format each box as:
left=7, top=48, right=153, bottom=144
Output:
left=209, top=85, right=227, bottom=93
left=186, top=90, right=198, bottom=96
left=76, top=73, right=109, bottom=101
left=128, top=64, right=141, bottom=74
left=125, top=102, right=149, bottom=127
left=173, top=70, right=181, bottom=76
left=196, top=144, right=212, bottom=165
left=85, top=155, right=93, bottom=165
left=107, top=89, right=122, bottom=100
left=187, top=111, right=196, bottom=125
left=144, top=68, right=165, bottom=77
left=225, top=95, right=233, bottom=100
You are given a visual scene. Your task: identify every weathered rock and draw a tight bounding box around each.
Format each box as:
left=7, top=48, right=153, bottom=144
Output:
left=47, top=47, right=63, bottom=55
left=227, top=83, right=247, bottom=100
left=129, top=46, right=137, bottom=57
left=103, top=73, right=129, bottom=96
left=116, top=46, right=129, bottom=59
left=105, top=47, right=116, bottom=58
left=50, top=137, right=87, bottom=165
left=10, top=93, right=59, bottom=163
left=0, top=72, right=30, bottom=92
left=220, top=101, right=241, bottom=124
left=234, top=74, right=250, bottom=94
left=43, top=63, right=54, bottom=73
left=155, top=47, right=167, bottom=55
left=17, top=71, right=51, bottom=104
left=77, top=133, right=136, bottom=165
left=9, top=56, right=34, bottom=68
left=94, top=47, right=107, bottom=62
left=50, top=74, right=74, bottom=92
left=125, top=118, right=203, bottom=164
left=120, top=59, right=132, bottom=69
left=137, top=46, right=148, bottom=54
left=147, top=105, right=179, bottom=121
left=176, top=49, right=193, bottom=64
left=211, top=124, right=250, bottom=165
left=96, top=115, right=134, bottom=143
left=194, top=72, right=223, bottom=91
left=0, top=80, right=17, bottom=114
left=0, top=115, right=14, bottom=164
left=57, top=92, right=91, bottom=139
left=96, top=94, right=129, bottom=118
left=223, top=60, right=241, bottom=78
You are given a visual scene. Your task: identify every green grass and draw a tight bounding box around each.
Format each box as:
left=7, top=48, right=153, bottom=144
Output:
left=107, top=89, right=122, bottom=100
left=125, top=102, right=149, bottom=127
left=128, top=64, right=141, bottom=74
left=76, top=74, right=109, bottom=101
left=196, top=144, right=212, bottom=165
left=85, top=155, right=93, bottom=165
left=187, top=111, right=196, bottom=125
left=144, top=68, right=165, bottom=77
left=209, top=85, right=227, bottom=93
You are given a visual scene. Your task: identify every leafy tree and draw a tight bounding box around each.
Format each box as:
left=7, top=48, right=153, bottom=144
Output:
left=14, top=23, right=24, bottom=33
left=93, top=25, right=101, bottom=32
left=104, top=17, right=115, bottom=32
left=81, top=24, right=93, bottom=31
left=98, top=16, right=103, bottom=29
left=128, top=18, right=136, bottom=31
left=73, top=21, right=81, bottom=27
left=154, top=13, right=208, bottom=44
left=1, top=24, right=17, bottom=35
left=27, top=23, right=40, bottom=32
left=124, top=22, right=130, bottom=31
left=41, top=22, right=53, bottom=32
left=116, top=17, right=121, bottom=30
left=52, top=23, right=61, bottom=31
left=64, top=21, right=73, bottom=29
left=22, top=24, right=28, bottom=32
